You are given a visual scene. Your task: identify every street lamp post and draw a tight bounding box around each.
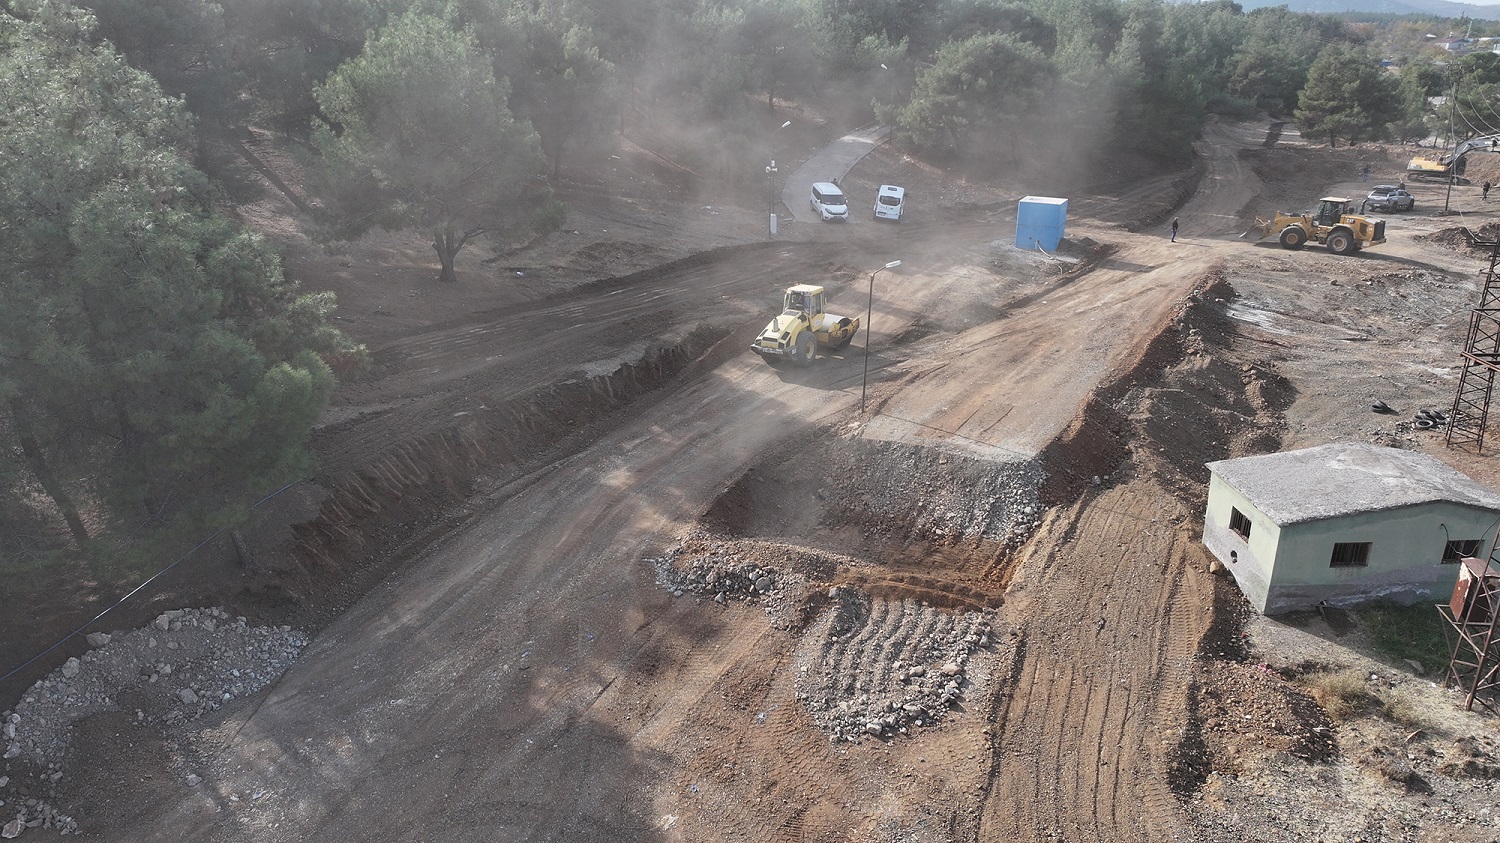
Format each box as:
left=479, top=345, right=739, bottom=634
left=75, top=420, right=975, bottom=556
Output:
left=861, top=260, right=903, bottom=413
left=768, top=120, right=790, bottom=236
left=766, top=159, right=778, bottom=235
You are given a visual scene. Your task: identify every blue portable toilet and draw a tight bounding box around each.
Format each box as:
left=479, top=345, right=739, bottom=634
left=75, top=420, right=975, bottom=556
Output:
left=1016, top=196, right=1068, bottom=251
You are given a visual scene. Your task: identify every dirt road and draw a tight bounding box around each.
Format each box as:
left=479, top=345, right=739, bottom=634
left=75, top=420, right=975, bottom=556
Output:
left=68, top=113, right=1276, bottom=843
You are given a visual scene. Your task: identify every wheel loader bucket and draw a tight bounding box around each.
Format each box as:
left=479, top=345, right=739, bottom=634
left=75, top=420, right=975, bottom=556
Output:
left=1240, top=217, right=1271, bottom=240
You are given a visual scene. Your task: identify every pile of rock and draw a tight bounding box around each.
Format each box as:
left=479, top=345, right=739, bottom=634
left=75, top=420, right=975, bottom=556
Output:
left=652, top=547, right=815, bottom=632
left=4, top=608, right=308, bottom=766
left=0, top=607, right=309, bottom=835
left=1001, top=502, right=1047, bottom=548
left=796, top=598, right=995, bottom=743
left=655, top=555, right=780, bottom=602
left=0, top=793, right=73, bottom=838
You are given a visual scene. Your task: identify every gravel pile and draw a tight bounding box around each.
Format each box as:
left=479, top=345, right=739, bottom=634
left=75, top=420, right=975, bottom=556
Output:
left=0, top=607, right=308, bottom=836
left=652, top=542, right=818, bottom=630
left=0, top=793, right=71, bottom=839
left=654, top=545, right=1001, bottom=744
left=827, top=441, right=1049, bottom=548
left=794, top=592, right=996, bottom=743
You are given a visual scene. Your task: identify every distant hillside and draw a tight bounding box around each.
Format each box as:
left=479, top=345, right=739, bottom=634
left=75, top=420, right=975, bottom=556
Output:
left=1235, top=0, right=1500, bottom=21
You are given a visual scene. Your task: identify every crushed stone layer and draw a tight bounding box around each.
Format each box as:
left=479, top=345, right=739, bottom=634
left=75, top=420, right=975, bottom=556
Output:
left=0, top=607, right=307, bottom=836
left=653, top=539, right=1002, bottom=745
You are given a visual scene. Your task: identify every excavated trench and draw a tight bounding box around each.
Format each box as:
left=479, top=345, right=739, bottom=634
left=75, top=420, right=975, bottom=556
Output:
left=252, top=323, right=745, bottom=623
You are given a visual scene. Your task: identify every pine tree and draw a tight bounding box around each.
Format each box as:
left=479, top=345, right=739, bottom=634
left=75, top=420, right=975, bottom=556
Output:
left=1, top=0, right=360, bottom=548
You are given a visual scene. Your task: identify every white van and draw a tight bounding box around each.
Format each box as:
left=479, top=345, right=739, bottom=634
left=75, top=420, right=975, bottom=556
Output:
left=874, top=184, right=905, bottom=222
left=809, top=182, right=849, bottom=222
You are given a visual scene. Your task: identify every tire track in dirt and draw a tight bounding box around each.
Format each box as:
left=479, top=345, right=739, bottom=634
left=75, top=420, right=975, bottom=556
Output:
left=84, top=115, right=1276, bottom=842
left=603, top=610, right=855, bottom=843
left=982, top=480, right=1210, bottom=841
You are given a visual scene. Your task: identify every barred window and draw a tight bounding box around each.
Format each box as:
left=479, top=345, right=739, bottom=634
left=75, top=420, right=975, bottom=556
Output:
left=1443, top=539, right=1482, bottom=564
left=1228, top=508, right=1252, bottom=540
left=1330, top=542, right=1371, bottom=568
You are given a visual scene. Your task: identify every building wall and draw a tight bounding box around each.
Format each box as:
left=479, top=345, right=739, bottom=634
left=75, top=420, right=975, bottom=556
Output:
left=1204, top=473, right=1499, bottom=615
left=1265, top=502, right=1496, bottom=614
left=1202, top=473, right=1283, bottom=613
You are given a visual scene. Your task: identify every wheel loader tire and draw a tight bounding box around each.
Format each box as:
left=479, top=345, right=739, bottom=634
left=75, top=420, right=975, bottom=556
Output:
left=1279, top=226, right=1307, bottom=250
left=793, top=333, right=815, bottom=367
left=1326, top=230, right=1355, bottom=255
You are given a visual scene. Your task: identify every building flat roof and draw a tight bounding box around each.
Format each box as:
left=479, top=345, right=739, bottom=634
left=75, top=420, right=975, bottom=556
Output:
left=1206, top=442, right=1500, bottom=525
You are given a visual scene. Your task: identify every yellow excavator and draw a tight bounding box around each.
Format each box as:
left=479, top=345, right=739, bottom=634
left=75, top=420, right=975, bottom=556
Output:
left=1241, top=197, right=1385, bottom=255
left=1407, top=133, right=1500, bottom=183
left=750, top=284, right=860, bottom=367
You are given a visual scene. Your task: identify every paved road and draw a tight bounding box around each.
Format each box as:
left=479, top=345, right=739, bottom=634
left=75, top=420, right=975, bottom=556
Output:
left=782, top=124, right=891, bottom=224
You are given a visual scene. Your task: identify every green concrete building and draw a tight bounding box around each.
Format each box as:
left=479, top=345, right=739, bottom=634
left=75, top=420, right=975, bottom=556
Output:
left=1203, top=442, right=1500, bottom=615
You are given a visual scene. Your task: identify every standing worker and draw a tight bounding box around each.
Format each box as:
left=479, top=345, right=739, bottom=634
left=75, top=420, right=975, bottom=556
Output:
left=1170, top=217, right=1179, bottom=242
left=1485, top=181, right=1493, bottom=202
left=1361, top=163, right=1370, bottom=182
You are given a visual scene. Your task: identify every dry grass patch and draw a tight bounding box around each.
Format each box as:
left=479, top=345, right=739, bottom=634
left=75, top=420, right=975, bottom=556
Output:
left=1305, top=668, right=1380, bottom=721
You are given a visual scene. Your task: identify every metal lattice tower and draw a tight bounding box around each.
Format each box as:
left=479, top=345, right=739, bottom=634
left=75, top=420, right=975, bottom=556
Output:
left=1447, top=232, right=1500, bottom=453
left=1438, top=553, right=1500, bottom=713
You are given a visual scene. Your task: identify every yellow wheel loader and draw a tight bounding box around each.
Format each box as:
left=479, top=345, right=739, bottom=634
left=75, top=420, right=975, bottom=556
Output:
left=750, top=284, right=860, bottom=367
left=1241, top=197, right=1385, bottom=256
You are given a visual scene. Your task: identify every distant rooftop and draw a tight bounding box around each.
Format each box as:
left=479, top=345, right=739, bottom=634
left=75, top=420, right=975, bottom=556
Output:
left=1206, top=442, right=1500, bottom=525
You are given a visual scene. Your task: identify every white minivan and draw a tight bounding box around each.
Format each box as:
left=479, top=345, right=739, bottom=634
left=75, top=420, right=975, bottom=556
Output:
left=874, top=184, right=905, bottom=221
left=809, top=182, right=849, bottom=222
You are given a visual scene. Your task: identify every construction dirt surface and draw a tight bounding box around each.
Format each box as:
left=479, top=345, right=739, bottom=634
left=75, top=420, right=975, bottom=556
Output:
left=4, top=112, right=1500, bottom=842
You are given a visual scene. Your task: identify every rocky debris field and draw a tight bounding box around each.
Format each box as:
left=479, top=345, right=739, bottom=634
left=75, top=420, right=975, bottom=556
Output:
left=791, top=593, right=996, bottom=744
left=710, top=435, right=1052, bottom=553
left=654, top=533, right=1002, bottom=745
left=0, top=608, right=307, bottom=838
left=652, top=532, right=843, bottom=630
left=1186, top=658, right=1500, bottom=842
left=825, top=443, right=1050, bottom=549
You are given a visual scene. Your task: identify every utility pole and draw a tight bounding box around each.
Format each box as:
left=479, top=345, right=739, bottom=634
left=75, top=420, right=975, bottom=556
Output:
left=1445, top=77, right=1460, bottom=215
